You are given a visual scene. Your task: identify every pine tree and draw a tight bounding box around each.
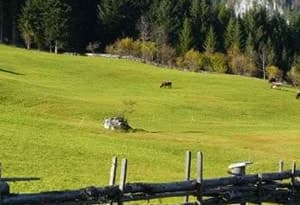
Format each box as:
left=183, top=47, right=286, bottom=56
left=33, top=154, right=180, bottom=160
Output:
left=10, top=0, right=18, bottom=44
left=179, top=17, right=192, bottom=55
left=18, top=0, right=36, bottom=49
left=204, top=25, right=216, bottom=53
left=224, top=17, right=235, bottom=50
left=190, top=0, right=201, bottom=49
left=19, top=0, right=46, bottom=50
left=199, top=0, right=210, bottom=50
left=233, top=20, right=242, bottom=51
left=44, top=0, right=70, bottom=53
left=245, top=33, right=254, bottom=57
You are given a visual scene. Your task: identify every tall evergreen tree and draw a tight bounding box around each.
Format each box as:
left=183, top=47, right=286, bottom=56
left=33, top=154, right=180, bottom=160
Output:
left=99, top=0, right=144, bottom=46
left=190, top=0, right=201, bottom=49
left=199, top=0, right=211, bottom=50
left=18, top=0, right=40, bottom=49
left=233, top=20, right=242, bottom=51
left=22, top=0, right=46, bottom=49
left=10, top=0, right=18, bottom=44
left=44, top=0, right=70, bottom=53
left=224, top=17, right=235, bottom=50
left=179, top=17, right=192, bottom=55
left=204, top=25, right=216, bottom=53
left=245, top=33, right=254, bottom=57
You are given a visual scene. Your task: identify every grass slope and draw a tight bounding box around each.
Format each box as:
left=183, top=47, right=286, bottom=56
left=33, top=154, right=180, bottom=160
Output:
left=0, top=45, right=300, bottom=195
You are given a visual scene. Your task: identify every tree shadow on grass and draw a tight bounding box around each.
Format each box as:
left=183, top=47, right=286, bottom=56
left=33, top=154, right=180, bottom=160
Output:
left=0, top=68, right=24, bottom=75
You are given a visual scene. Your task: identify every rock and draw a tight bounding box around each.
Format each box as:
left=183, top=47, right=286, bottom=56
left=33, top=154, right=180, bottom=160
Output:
left=104, top=117, right=132, bottom=131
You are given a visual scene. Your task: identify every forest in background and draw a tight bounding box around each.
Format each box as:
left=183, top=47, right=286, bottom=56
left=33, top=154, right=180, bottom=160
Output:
left=1, top=0, right=300, bottom=81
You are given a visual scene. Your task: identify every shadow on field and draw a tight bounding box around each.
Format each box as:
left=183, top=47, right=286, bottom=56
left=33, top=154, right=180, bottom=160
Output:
left=271, top=87, right=296, bottom=93
left=131, top=128, right=160, bottom=133
left=181, top=130, right=206, bottom=134
left=0, top=68, right=24, bottom=75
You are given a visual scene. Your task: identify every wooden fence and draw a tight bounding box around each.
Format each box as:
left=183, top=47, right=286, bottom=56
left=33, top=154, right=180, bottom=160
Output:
left=0, top=151, right=299, bottom=205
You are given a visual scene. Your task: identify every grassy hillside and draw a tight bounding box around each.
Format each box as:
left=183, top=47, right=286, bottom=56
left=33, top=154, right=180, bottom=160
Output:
left=0, top=45, right=300, bottom=195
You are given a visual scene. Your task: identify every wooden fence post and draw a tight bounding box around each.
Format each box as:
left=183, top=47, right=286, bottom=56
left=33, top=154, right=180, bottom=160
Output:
left=0, top=162, right=2, bottom=205
left=257, top=173, right=262, bottom=205
left=279, top=160, right=284, bottom=173
left=196, top=152, right=203, bottom=205
left=118, top=159, right=127, bottom=205
left=109, top=157, right=118, bottom=186
left=108, top=157, right=118, bottom=205
left=184, top=151, right=191, bottom=203
left=290, top=161, right=296, bottom=204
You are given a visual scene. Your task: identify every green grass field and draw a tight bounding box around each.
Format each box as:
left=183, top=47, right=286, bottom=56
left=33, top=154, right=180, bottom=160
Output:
left=0, top=44, right=300, bottom=196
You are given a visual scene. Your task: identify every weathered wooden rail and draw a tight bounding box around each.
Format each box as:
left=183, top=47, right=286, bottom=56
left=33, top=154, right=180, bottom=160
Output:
left=0, top=152, right=299, bottom=205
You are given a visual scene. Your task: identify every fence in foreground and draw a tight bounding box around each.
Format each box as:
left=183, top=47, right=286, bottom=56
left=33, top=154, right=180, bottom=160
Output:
left=0, top=151, right=299, bottom=205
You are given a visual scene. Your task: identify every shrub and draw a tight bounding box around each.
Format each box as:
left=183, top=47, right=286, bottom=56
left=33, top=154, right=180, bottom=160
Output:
left=206, top=53, right=228, bottom=73
left=176, top=56, right=185, bottom=68
left=183, top=49, right=205, bottom=72
left=266, top=65, right=282, bottom=80
left=105, top=38, right=135, bottom=56
left=86, top=42, right=100, bottom=53
left=118, top=37, right=135, bottom=56
left=132, top=40, right=142, bottom=58
left=158, top=44, right=176, bottom=67
left=228, top=50, right=256, bottom=76
left=105, top=40, right=121, bottom=55
left=141, top=41, right=157, bottom=62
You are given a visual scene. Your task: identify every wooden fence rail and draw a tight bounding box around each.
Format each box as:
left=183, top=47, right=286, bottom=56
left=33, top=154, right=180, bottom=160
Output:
left=0, top=152, right=299, bottom=205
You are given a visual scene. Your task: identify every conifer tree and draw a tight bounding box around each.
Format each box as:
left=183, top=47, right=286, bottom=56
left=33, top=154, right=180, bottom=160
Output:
left=199, top=0, right=210, bottom=50
left=245, top=33, right=254, bottom=57
left=179, top=17, right=193, bottom=55
left=18, top=0, right=37, bottom=49
left=190, top=0, right=201, bottom=49
left=224, top=17, right=235, bottom=50
left=44, top=0, right=70, bottom=53
left=204, top=26, right=216, bottom=53
left=19, top=0, right=46, bottom=50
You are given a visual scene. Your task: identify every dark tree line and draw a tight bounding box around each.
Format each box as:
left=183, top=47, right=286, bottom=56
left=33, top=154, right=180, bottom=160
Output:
left=1, top=0, right=300, bottom=78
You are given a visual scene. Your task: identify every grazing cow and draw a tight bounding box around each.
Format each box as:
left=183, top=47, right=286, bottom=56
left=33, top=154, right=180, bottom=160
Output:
left=296, top=92, right=300, bottom=99
left=160, top=80, right=172, bottom=88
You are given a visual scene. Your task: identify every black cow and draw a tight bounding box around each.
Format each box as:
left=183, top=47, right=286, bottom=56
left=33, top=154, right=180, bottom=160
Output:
left=296, top=92, right=300, bottom=99
left=160, top=80, right=172, bottom=88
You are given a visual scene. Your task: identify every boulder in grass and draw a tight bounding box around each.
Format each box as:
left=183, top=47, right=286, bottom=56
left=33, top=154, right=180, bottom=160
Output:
left=104, top=117, right=132, bottom=131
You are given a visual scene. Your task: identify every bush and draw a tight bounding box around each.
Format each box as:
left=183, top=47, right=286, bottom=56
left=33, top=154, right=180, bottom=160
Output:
left=287, top=67, right=300, bottom=87
left=132, top=40, right=142, bottom=58
left=228, top=51, right=256, bottom=76
left=176, top=56, right=185, bottom=68
left=206, top=53, right=228, bottom=73
left=118, top=38, right=134, bottom=56
left=158, top=44, right=176, bottom=67
left=86, top=42, right=100, bottom=53
left=141, top=41, right=157, bottom=62
left=182, top=49, right=205, bottom=72
left=105, top=38, right=135, bottom=56
left=266, top=65, right=282, bottom=80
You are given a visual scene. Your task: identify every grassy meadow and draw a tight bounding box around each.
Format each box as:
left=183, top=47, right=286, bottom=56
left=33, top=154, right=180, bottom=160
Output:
left=0, top=44, right=300, bottom=196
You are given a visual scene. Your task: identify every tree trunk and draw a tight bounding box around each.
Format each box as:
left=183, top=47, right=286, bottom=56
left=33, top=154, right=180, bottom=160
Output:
left=49, top=42, right=52, bottom=53
left=0, top=0, right=4, bottom=43
left=10, top=0, right=17, bottom=45
left=26, top=40, right=30, bottom=50
left=54, top=40, right=58, bottom=54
